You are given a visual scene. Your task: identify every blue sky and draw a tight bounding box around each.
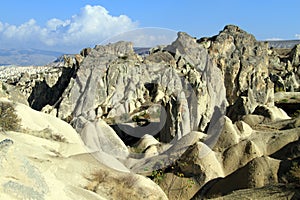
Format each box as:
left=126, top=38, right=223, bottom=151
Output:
left=0, top=0, right=299, bottom=53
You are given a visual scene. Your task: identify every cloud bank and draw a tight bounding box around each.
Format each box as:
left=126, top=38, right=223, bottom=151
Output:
left=0, top=5, right=138, bottom=52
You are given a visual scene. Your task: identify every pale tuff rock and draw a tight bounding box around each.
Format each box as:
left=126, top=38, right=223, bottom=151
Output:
left=0, top=81, right=28, bottom=105
left=128, top=131, right=207, bottom=176
left=269, top=43, right=300, bottom=92
left=201, top=156, right=281, bottom=198
left=1, top=25, right=300, bottom=200
left=79, top=119, right=130, bottom=172
left=49, top=32, right=227, bottom=174
left=199, top=25, right=274, bottom=119
left=290, top=44, right=300, bottom=67
left=253, top=105, right=291, bottom=122
left=135, top=134, right=160, bottom=152
left=201, top=185, right=300, bottom=200
left=0, top=99, right=167, bottom=200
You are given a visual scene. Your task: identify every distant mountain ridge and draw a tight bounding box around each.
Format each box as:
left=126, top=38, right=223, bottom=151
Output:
left=266, top=40, right=300, bottom=48
left=0, top=48, right=64, bottom=66
left=1, top=40, right=300, bottom=66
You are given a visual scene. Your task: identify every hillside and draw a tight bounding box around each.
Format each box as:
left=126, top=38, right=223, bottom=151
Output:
left=0, top=48, right=64, bottom=66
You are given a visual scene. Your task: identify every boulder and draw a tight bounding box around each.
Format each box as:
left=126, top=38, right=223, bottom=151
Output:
left=159, top=173, right=201, bottom=200
left=136, top=134, right=159, bottom=150
left=194, top=185, right=300, bottom=200
left=241, top=114, right=265, bottom=127
left=177, top=142, right=224, bottom=178
left=253, top=105, right=291, bottom=122
left=157, top=142, right=224, bottom=200
left=221, top=125, right=300, bottom=175
left=250, top=127, right=300, bottom=156
left=128, top=131, right=207, bottom=176
left=212, top=117, right=254, bottom=153
left=222, top=140, right=263, bottom=175
left=213, top=117, right=240, bottom=152
left=235, top=120, right=253, bottom=139
left=202, top=156, right=281, bottom=198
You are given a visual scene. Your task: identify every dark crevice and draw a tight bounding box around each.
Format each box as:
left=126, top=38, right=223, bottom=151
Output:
left=28, top=66, right=78, bottom=111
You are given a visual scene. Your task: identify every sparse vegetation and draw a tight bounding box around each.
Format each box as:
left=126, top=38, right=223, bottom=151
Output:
left=275, top=86, right=285, bottom=93
left=23, top=128, right=67, bottom=142
left=117, top=174, right=138, bottom=188
left=280, top=98, right=289, bottom=103
left=129, top=146, right=144, bottom=154
left=0, top=101, right=20, bottom=131
left=151, top=169, right=165, bottom=184
left=85, top=171, right=108, bottom=192
left=1, top=83, right=7, bottom=91
left=85, top=170, right=141, bottom=199
left=291, top=96, right=297, bottom=100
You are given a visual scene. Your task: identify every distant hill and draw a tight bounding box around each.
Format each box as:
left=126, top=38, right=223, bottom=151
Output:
left=1, top=40, right=299, bottom=67
left=133, top=47, right=150, bottom=55
left=266, top=40, right=300, bottom=48
left=0, top=48, right=64, bottom=66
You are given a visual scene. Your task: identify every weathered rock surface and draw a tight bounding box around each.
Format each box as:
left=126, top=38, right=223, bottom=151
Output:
left=202, top=156, right=281, bottom=198
left=268, top=42, right=300, bottom=94
left=59, top=33, right=227, bottom=145
left=0, top=99, right=167, bottom=200
left=199, top=25, right=274, bottom=120
left=0, top=81, right=28, bottom=105
left=1, top=24, right=300, bottom=200
left=252, top=105, right=291, bottom=122
left=196, top=184, right=300, bottom=200
left=22, top=32, right=226, bottom=176
left=157, top=142, right=224, bottom=200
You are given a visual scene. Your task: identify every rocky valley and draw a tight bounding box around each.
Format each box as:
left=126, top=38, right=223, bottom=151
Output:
left=0, top=25, right=300, bottom=200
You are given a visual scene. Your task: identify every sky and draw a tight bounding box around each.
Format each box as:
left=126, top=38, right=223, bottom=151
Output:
left=0, top=0, right=299, bottom=53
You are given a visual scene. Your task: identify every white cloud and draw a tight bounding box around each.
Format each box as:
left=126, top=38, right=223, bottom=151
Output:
left=0, top=5, right=138, bottom=52
left=296, top=34, right=300, bottom=39
left=0, top=22, right=3, bottom=32
left=46, top=18, right=69, bottom=31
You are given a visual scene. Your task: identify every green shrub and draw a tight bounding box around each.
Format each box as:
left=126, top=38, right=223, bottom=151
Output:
left=280, top=98, right=289, bottom=103
left=151, top=169, right=165, bottom=184
left=0, top=101, right=21, bottom=131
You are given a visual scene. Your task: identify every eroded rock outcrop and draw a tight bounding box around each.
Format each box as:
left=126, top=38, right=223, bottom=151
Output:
left=199, top=25, right=274, bottom=120
left=46, top=32, right=228, bottom=175
left=1, top=25, right=300, bottom=200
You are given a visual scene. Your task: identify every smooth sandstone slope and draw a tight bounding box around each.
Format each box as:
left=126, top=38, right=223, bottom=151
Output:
left=0, top=99, right=168, bottom=200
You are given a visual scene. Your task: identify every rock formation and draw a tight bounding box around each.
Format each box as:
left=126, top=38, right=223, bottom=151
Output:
left=0, top=24, right=300, bottom=200
left=199, top=25, right=274, bottom=121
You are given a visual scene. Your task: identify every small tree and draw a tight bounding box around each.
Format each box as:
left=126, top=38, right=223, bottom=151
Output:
left=0, top=101, right=21, bottom=131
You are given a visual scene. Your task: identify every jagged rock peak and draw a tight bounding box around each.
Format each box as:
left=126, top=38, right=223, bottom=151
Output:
left=94, top=41, right=135, bottom=56
left=198, top=24, right=274, bottom=121
left=289, top=44, right=300, bottom=66
left=222, top=24, right=249, bottom=34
